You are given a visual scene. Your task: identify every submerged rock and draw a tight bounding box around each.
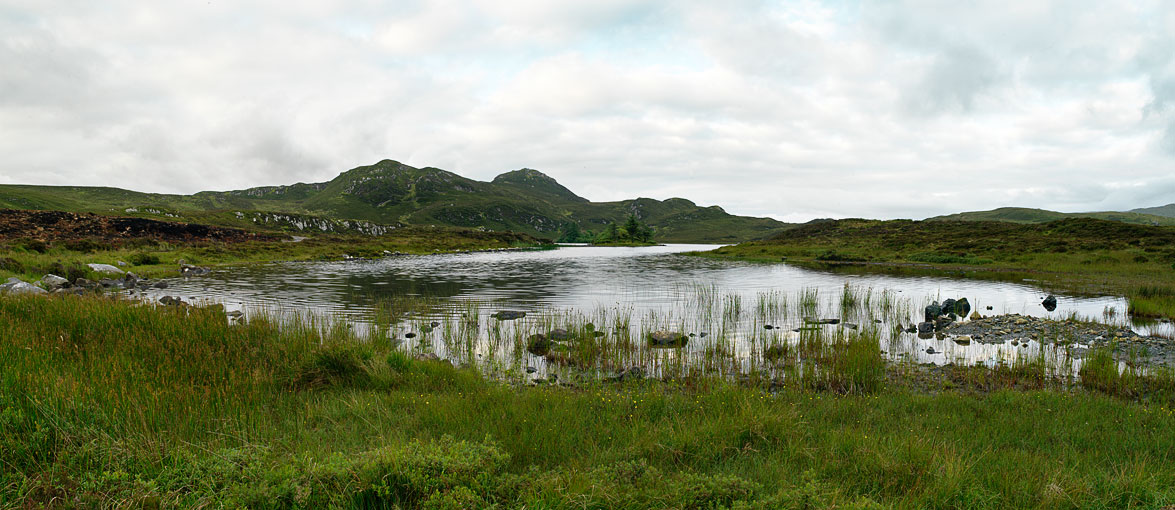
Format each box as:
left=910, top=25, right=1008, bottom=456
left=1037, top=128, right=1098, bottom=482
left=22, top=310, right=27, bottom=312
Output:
left=763, top=344, right=787, bottom=362
left=526, top=334, right=551, bottom=356
left=492, top=310, right=527, bottom=321
left=648, top=330, right=688, bottom=348
left=548, top=328, right=571, bottom=341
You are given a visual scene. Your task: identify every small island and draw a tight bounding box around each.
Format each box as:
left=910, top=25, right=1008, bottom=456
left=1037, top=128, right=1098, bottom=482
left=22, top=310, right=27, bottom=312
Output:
left=559, top=214, right=657, bottom=246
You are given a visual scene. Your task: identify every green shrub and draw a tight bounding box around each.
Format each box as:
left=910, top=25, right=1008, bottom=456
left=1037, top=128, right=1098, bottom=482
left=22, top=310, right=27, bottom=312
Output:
left=17, top=238, right=48, bottom=253
left=0, top=257, right=23, bottom=273
left=129, top=252, right=162, bottom=266
left=63, top=239, right=109, bottom=253
left=292, top=344, right=372, bottom=389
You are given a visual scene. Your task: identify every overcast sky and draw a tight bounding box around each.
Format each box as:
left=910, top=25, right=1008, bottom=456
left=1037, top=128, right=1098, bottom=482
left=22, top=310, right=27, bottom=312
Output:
left=3, top=1, right=1174, bottom=221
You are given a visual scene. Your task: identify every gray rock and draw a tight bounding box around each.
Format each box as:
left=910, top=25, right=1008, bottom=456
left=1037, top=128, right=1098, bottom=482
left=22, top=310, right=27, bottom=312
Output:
left=917, top=322, right=935, bottom=334
left=73, top=278, right=97, bottom=289
left=159, top=295, right=185, bottom=306
left=1, top=280, right=48, bottom=295
left=153, top=281, right=169, bottom=289
left=1042, top=295, right=1058, bottom=312
left=87, top=263, right=125, bottom=275
left=548, top=328, right=571, bottom=340
left=39, top=274, right=69, bottom=290
left=180, top=264, right=211, bottom=276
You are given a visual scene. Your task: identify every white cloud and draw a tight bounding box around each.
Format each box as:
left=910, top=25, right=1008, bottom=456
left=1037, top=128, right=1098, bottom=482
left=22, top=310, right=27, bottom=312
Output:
left=1, top=0, right=1174, bottom=221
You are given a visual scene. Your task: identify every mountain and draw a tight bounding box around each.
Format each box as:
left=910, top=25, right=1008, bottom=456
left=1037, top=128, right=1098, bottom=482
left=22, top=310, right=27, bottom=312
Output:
left=1131, top=203, right=1175, bottom=219
left=926, top=207, right=1175, bottom=227
left=0, top=159, right=790, bottom=243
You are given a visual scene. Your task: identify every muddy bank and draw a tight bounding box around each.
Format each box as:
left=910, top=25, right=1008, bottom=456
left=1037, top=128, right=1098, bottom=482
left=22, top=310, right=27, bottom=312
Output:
left=0, top=209, right=277, bottom=244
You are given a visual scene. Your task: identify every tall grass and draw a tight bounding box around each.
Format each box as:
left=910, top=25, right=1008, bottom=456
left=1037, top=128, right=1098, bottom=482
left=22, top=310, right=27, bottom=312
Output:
left=4, top=294, right=1175, bottom=507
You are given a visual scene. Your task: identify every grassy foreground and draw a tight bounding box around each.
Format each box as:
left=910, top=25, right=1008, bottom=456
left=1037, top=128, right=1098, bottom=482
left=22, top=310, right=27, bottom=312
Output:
left=700, top=218, right=1175, bottom=320
left=0, top=226, right=543, bottom=283
left=3, top=295, right=1175, bottom=508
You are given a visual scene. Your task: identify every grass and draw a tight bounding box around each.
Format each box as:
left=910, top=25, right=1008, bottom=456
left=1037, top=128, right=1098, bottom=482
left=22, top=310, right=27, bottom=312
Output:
left=699, top=217, right=1175, bottom=320
left=4, top=294, right=1175, bottom=508
left=0, top=225, right=544, bottom=282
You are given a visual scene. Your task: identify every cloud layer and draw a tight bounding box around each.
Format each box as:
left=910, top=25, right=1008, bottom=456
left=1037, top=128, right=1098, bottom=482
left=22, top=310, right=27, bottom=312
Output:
left=2, top=0, right=1173, bottom=221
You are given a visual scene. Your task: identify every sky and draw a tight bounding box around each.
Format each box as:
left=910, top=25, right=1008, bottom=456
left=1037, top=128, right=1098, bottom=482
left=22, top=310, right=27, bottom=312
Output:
left=2, top=1, right=1174, bottom=222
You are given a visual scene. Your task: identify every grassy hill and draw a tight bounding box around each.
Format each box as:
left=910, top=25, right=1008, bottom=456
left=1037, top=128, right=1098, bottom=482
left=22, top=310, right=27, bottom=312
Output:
left=926, top=207, right=1175, bottom=226
left=1131, top=203, right=1175, bottom=218
left=0, top=160, right=790, bottom=243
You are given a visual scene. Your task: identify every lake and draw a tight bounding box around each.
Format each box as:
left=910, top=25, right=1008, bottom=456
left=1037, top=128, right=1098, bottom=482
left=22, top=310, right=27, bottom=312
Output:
left=141, top=244, right=1170, bottom=374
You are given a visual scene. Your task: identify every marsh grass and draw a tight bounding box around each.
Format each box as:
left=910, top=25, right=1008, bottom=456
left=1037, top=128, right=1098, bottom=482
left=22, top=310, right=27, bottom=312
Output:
left=4, top=294, right=1175, bottom=507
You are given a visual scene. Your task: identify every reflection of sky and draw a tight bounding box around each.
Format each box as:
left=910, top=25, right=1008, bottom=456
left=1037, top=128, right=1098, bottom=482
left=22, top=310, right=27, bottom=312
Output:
left=144, top=245, right=1169, bottom=341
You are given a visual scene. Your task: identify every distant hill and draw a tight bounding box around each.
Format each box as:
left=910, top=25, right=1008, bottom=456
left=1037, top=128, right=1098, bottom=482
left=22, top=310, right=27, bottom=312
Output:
left=1131, top=203, right=1175, bottom=219
left=926, top=207, right=1175, bottom=227
left=0, top=159, right=790, bottom=243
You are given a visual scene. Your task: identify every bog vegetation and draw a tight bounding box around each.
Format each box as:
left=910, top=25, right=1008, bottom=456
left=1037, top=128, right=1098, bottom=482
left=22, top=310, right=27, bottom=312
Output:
left=3, top=291, right=1175, bottom=508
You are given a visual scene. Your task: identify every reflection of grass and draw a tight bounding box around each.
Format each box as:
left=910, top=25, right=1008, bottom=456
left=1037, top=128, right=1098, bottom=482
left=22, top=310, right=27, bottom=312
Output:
left=697, top=217, right=1175, bottom=319
left=5, top=294, right=1175, bottom=507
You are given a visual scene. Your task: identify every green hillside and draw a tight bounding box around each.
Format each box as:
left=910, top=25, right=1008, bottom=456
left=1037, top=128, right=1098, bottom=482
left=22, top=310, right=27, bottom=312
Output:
left=1131, top=203, right=1175, bottom=218
left=0, top=160, right=790, bottom=243
left=927, top=207, right=1175, bottom=226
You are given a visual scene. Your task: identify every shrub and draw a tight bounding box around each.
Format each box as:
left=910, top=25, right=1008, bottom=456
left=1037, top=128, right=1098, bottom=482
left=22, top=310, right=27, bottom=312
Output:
left=128, top=253, right=161, bottom=266
left=0, top=257, right=23, bottom=273
left=18, top=238, right=48, bottom=253
left=63, top=239, right=109, bottom=253
left=292, top=344, right=371, bottom=389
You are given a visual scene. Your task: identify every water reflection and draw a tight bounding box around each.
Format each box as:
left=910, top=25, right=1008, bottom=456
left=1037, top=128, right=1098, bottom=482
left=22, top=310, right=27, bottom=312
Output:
left=142, top=244, right=1171, bottom=367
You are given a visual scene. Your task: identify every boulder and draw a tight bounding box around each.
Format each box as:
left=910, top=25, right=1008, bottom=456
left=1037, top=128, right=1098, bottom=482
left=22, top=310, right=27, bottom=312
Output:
left=1041, top=295, right=1058, bottom=312
left=0, top=280, right=47, bottom=296
left=159, top=295, right=185, bottom=306
left=180, top=264, right=211, bottom=276
left=548, top=328, right=571, bottom=341
left=924, top=302, right=942, bottom=322
left=969, top=312, right=983, bottom=321
left=87, top=263, right=125, bottom=275
left=954, top=335, right=972, bottom=345
left=153, top=281, right=169, bottom=289
left=72, top=278, right=97, bottom=289
left=941, top=299, right=957, bottom=315
left=955, top=298, right=971, bottom=317
left=648, top=330, right=688, bottom=348
left=917, top=322, right=934, bottom=334
left=526, top=334, right=551, bottom=356
left=492, top=310, right=527, bottom=321
left=39, top=274, right=69, bottom=290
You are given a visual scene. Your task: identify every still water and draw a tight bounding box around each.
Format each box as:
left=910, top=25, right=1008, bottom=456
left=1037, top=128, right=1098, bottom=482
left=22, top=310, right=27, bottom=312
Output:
left=143, top=244, right=1162, bottom=369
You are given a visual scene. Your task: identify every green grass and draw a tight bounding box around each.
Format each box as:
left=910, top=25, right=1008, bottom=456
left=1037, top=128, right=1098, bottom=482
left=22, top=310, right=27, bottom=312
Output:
left=700, top=217, right=1175, bottom=319
left=0, top=225, right=542, bottom=282
left=3, top=295, right=1175, bottom=508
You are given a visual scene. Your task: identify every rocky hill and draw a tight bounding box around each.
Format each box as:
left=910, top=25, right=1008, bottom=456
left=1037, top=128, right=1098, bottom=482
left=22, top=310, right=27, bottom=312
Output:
left=0, top=160, right=790, bottom=243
